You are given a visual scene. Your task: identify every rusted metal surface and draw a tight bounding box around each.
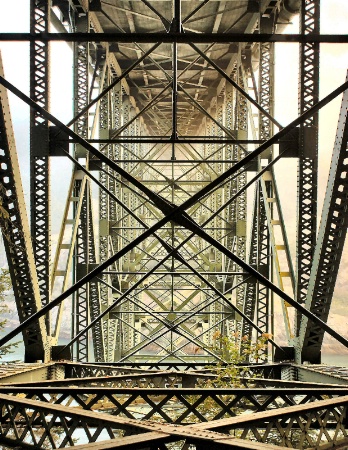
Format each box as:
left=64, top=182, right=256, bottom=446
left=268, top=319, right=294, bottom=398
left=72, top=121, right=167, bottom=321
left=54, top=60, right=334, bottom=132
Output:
left=0, top=390, right=348, bottom=448
left=0, top=363, right=348, bottom=447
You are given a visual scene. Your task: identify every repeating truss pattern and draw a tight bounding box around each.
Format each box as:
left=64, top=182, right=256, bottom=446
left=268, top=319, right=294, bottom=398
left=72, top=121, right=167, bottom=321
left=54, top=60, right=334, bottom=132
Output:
left=0, top=362, right=348, bottom=449
left=0, top=55, right=47, bottom=362
left=0, top=0, right=346, bottom=366
left=255, top=34, right=273, bottom=351
left=299, top=80, right=348, bottom=361
left=0, top=4, right=348, bottom=449
left=295, top=0, right=320, bottom=347
left=0, top=2, right=348, bottom=449
left=4, top=386, right=348, bottom=424
left=30, top=0, right=51, bottom=326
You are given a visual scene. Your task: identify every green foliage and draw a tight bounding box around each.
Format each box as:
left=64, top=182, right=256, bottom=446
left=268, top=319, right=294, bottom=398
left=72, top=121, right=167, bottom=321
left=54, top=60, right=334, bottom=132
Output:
left=202, top=331, right=270, bottom=388
left=0, top=268, right=19, bottom=357
left=214, top=330, right=270, bottom=362
left=176, top=333, right=271, bottom=423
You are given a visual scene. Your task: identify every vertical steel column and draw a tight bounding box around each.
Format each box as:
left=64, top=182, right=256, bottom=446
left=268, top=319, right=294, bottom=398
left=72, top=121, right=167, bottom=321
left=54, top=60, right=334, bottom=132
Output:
left=234, top=65, right=247, bottom=334
left=295, top=0, right=320, bottom=344
left=255, top=184, right=271, bottom=336
left=30, top=0, right=51, bottom=331
left=242, top=189, right=259, bottom=341
left=128, top=104, right=142, bottom=352
left=119, top=93, right=136, bottom=357
left=73, top=11, right=90, bottom=361
left=171, top=3, right=179, bottom=353
left=98, top=65, right=112, bottom=362
left=201, top=103, right=214, bottom=348
left=74, top=180, right=90, bottom=361
left=242, top=185, right=269, bottom=349
left=100, top=73, right=122, bottom=362
left=255, top=17, right=275, bottom=356
left=241, top=14, right=275, bottom=354
left=109, top=80, right=123, bottom=361
left=207, top=96, right=224, bottom=344
left=86, top=183, right=105, bottom=362
left=258, top=21, right=274, bottom=144
left=299, top=81, right=348, bottom=363
left=223, top=82, right=236, bottom=338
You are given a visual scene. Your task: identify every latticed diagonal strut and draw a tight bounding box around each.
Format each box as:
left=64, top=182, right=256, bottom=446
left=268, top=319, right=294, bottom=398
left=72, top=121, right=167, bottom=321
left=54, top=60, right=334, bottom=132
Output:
left=0, top=54, right=47, bottom=362
left=0, top=72, right=348, bottom=353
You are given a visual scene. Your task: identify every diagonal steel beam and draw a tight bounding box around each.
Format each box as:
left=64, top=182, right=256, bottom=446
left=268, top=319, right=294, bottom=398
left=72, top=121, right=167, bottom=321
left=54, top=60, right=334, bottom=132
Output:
left=62, top=219, right=261, bottom=361
left=190, top=43, right=282, bottom=129
left=66, top=43, right=161, bottom=128
left=0, top=74, right=348, bottom=350
left=182, top=0, right=211, bottom=24
left=74, top=260, right=232, bottom=362
left=62, top=147, right=230, bottom=284
left=140, top=0, right=171, bottom=30
left=97, top=279, right=188, bottom=361
left=62, top=240, right=226, bottom=362
left=61, top=216, right=284, bottom=360
left=107, top=83, right=171, bottom=139
left=178, top=84, right=242, bottom=142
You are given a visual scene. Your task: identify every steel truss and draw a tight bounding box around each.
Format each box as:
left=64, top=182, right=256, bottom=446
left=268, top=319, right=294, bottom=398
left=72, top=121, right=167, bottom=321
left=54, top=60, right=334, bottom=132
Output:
left=1, top=1, right=348, bottom=447
left=295, top=0, right=320, bottom=361
left=30, top=0, right=51, bottom=330
left=299, top=79, right=348, bottom=362
left=2, top=385, right=348, bottom=424
left=0, top=54, right=47, bottom=362
left=0, top=0, right=347, bottom=399
left=0, top=361, right=348, bottom=448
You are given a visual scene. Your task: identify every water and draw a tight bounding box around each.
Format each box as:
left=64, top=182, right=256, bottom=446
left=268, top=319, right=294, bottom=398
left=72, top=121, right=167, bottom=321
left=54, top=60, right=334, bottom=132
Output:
left=321, top=354, right=348, bottom=367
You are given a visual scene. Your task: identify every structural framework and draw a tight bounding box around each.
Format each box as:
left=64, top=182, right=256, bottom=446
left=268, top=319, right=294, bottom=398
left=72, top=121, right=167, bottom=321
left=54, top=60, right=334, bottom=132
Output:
left=0, top=0, right=348, bottom=448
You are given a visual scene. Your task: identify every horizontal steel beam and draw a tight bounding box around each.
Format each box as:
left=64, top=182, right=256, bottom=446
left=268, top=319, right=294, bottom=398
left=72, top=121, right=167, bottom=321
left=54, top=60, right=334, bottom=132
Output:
left=10, top=371, right=344, bottom=389
left=2, top=386, right=347, bottom=396
left=102, top=271, right=247, bottom=275
left=0, top=33, right=347, bottom=43
left=90, top=159, right=241, bottom=163
left=81, top=138, right=265, bottom=144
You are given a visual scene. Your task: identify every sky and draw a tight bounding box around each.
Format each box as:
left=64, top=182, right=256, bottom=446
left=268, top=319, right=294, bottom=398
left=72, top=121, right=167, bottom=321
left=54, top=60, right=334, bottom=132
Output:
left=0, top=1, right=347, bottom=357
left=0, top=0, right=73, bottom=243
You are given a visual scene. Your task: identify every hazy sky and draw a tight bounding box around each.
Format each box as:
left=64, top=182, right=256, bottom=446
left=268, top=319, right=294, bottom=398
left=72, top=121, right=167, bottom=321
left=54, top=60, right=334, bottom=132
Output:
left=0, top=1, right=347, bottom=355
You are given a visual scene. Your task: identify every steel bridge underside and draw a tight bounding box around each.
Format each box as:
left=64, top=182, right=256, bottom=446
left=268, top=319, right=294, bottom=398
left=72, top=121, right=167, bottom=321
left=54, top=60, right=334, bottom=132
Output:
left=0, top=0, right=348, bottom=447
left=0, top=0, right=348, bottom=367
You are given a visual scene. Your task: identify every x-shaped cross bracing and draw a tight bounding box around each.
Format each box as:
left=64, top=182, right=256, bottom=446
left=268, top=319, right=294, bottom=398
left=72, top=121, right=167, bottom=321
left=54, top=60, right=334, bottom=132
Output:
left=0, top=56, right=348, bottom=355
